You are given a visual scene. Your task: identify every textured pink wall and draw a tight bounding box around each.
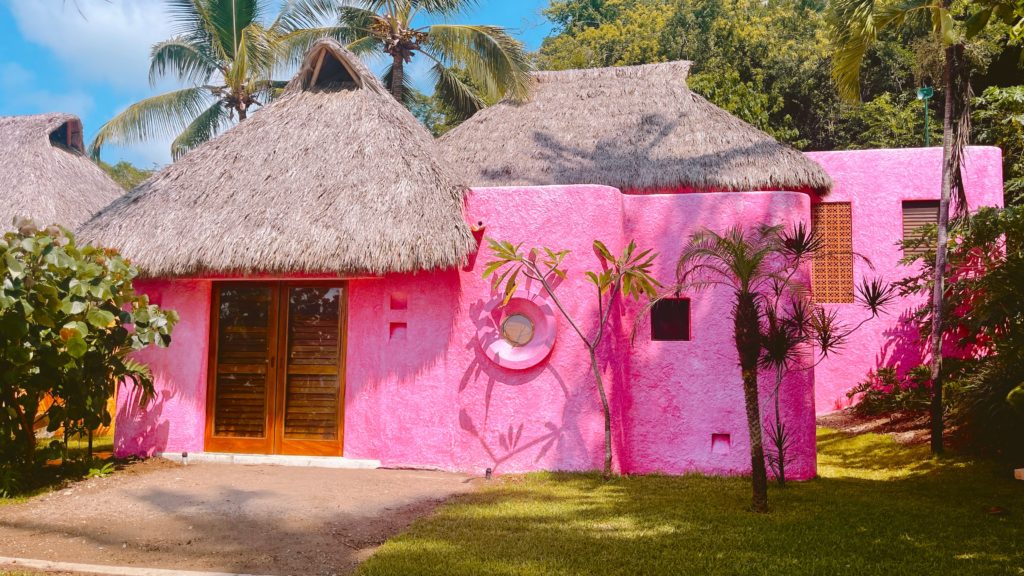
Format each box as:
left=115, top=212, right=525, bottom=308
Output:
left=115, top=279, right=211, bottom=457
left=343, top=187, right=817, bottom=479
left=806, top=146, right=1004, bottom=413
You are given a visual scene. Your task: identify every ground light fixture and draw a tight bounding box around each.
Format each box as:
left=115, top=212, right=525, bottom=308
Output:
left=916, top=86, right=934, bottom=147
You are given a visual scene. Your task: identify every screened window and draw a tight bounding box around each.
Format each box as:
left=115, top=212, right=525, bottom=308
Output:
left=651, top=298, right=691, bottom=341
left=811, top=202, right=854, bottom=304
left=902, top=200, right=940, bottom=257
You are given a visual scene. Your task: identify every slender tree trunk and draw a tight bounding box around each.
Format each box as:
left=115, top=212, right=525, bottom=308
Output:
left=735, top=292, right=768, bottom=512
left=391, top=55, right=405, bottom=104
left=928, top=45, right=956, bottom=456
left=774, top=367, right=786, bottom=488
left=12, top=397, right=36, bottom=466
left=590, top=348, right=613, bottom=479
left=238, top=106, right=248, bottom=121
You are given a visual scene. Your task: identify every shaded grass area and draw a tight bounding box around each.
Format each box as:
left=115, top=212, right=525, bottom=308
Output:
left=360, top=428, right=1024, bottom=576
left=0, top=436, right=116, bottom=506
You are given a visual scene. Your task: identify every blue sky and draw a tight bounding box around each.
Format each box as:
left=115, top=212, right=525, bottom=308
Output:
left=0, top=0, right=553, bottom=167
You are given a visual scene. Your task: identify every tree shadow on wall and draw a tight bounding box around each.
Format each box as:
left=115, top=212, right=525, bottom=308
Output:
left=114, top=375, right=172, bottom=458
left=480, top=111, right=789, bottom=192
left=459, top=296, right=597, bottom=473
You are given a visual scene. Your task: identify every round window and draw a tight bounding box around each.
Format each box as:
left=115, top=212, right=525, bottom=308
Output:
left=501, top=314, right=535, bottom=347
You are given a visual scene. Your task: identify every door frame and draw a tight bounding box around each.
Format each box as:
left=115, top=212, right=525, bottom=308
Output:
left=204, top=281, right=348, bottom=456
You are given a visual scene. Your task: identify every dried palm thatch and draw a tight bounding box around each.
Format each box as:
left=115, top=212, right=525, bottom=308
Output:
left=0, top=114, right=123, bottom=229
left=439, top=62, right=832, bottom=195
left=80, top=40, right=475, bottom=278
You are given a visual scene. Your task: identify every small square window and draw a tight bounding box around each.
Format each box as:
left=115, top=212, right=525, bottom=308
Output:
left=651, top=298, right=691, bottom=341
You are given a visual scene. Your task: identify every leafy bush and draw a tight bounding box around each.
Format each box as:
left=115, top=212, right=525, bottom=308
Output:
left=0, top=220, right=177, bottom=491
left=847, top=367, right=933, bottom=417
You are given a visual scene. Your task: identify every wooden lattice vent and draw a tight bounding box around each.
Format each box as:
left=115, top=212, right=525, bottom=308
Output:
left=811, top=202, right=854, bottom=303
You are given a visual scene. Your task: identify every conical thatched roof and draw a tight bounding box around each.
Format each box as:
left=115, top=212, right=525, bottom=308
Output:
left=80, top=40, right=475, bottom=278
left=0, top=113, right=123, bottom=229
left=439, top=62, right=832, bottom=195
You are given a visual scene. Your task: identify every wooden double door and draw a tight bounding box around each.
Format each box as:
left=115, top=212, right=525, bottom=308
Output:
left=205, top=283, right=346, bottom=456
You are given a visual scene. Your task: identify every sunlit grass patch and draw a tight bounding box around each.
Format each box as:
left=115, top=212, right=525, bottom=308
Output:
left=360, top=428, right=1024, bottom=576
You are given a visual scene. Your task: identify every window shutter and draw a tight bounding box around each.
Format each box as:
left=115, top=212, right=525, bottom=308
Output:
left=812, top=203, right=854, bottom=303
left=902, top=201, right=940, bottom=257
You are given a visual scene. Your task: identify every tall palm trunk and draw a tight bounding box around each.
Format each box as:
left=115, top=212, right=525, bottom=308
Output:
left=735, top=291, right=768, bottom=512
left=391, top=55, right=405, bottom=103
left=928, top=44, right=957, bottom=456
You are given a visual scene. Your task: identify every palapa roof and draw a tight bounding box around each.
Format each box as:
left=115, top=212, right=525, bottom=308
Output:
left=80, top=40, right=475, bottom=278
left=439, top=62, right=832, bottom=195
left=0, top=114, right=123, bottom=229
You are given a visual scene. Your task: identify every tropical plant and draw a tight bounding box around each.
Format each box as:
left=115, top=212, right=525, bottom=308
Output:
left=0, top=220, right=177, bottom=483
left=484, top=239, right=660, bottom=479
left=898, top=206, right=1024, bottom=462
left=279, top=0, right=532, bottom=121
left=676, top=224, right=893, bottom=507
left=99, top=161, right=154, bottom=191
left=829, top=0, right=1017, bottom=455
left=974, top=85, right=1024, bottom=202
left=846, top=366, right=934, bottom=416
left=90, top=0, right=291, bottom=161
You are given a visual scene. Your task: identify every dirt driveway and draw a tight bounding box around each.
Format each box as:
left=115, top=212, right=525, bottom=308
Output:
left=0, top=461, right=476, bottom=575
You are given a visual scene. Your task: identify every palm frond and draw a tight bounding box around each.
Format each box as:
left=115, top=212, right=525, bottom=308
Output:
left=166, top=0, right=226, bottom=60
left=428, top=60, right=485, bottom=121
left=89, top=87, right=214, bottom=160
left=171, top=101, right=231, bottom=160
left=224, top=23, right=278, bottom=90
left=206, top=0, right=271, bottom=59
left=425, top=24, right=532, bottom=103
left=149, top=37, right=220, bottom=87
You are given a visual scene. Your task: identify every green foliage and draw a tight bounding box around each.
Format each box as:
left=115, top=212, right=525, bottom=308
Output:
left=847, top=366, right=933, bottom=416
left=484, top=238, right=660, bottom=477
left=359, top=428, right=1024, bottom=576
left=834, top=93, right=941, bottom=149
left=98, top=160, right=154, bottom=191
left=538, top=0, right=672, bottom=70
left=0, top=220, right=177, bottom=488
left=974, top=85, right=1024, bottom=201
left=897, top=206, right=1024, bottom=461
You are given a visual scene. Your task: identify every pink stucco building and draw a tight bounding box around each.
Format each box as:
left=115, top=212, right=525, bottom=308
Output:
left=77, top=41, right=1003, bottom=478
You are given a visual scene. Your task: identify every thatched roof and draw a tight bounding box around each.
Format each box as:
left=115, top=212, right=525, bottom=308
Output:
left=439, top=62, right=832, bottom=195
left=0, top=113, right=123, bottom=229
left=80, top=40, right=475, bottom=278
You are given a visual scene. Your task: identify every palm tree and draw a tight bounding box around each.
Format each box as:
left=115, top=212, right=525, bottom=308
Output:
left=278, top=0, right=532, bottom=120
left=90, top=0, right=289, bottom=161
left=830, top=0, right=1014, bottom=455
left=677, top=226, right=783, bottom=513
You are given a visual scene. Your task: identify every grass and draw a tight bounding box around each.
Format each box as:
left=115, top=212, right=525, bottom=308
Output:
left=360, top=428, right=1024, bottom=576
left=0, top=435, right=116, bottom=507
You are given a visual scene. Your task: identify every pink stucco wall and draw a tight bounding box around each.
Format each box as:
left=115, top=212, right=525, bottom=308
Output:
left=115, top=185, right=817, bottom=479
left=806, top=146, right=1005, bottom=413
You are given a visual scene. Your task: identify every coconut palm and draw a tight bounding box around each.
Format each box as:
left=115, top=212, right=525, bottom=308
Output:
left=278, top=0, right=532, bottom=119
left=90, top=0, right=290, bottom=161
left=829, top=0, right=1016, bottom=455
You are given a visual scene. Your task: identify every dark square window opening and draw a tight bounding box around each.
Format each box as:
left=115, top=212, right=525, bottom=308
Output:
left=651, top=298, right=691, bottom=341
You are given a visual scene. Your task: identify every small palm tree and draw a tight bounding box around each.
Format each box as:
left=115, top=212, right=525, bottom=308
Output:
left=90, top=0, right=289, bottom=161
left=677, top=224, right=894, bottom=510
left=830, top=0, right=1016, bottom=455
left=279, top=0, right=532, bottom=119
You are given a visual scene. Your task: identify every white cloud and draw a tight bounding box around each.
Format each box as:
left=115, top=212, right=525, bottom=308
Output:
left=7, top=0, right=174, bottom=91
left=0, top=61, right=94, bottom=116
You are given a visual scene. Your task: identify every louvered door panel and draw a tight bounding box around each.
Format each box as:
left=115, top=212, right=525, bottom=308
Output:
left=207, top=286, right=277, bottom=453
left=278, top=287, right=344, bottom=455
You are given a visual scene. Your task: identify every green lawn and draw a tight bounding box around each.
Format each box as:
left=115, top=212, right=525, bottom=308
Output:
left=360, top=429, right=1024, bottom=576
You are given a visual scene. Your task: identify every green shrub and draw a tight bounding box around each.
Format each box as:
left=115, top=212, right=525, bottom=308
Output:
left=847, top=366, right=933, bottom=417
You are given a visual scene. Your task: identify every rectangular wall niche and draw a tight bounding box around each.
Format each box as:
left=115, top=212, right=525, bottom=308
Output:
left=388, top=291, right=408, bottom=341
left=811, top=202, right=854, bottom=304
left=651, top=298, right=691, bottom=341
left=711, top=433, right=731, bottom=455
